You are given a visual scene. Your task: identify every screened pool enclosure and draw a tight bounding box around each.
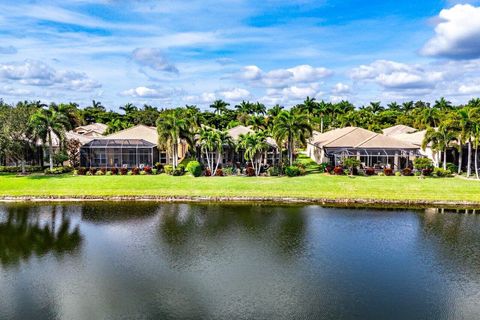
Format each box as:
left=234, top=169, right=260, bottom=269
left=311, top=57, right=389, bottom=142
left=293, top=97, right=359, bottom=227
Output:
left=80, top=139, right=162, bottom=168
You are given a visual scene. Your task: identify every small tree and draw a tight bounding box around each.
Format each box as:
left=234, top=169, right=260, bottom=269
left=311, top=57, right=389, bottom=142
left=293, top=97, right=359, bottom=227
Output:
left=342, top=158, right=361, bottom=176
left=66, top=138, right=81, bottom=167
left=413, top=157, right=433, bottom=177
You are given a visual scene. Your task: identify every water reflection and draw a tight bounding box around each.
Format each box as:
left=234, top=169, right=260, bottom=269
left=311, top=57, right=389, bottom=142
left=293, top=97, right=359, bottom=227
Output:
left=158, top=204, right=307, bottom=258
left=81, top=202, right=159, bottom=223
left=0, top=204, right=82, bottom=267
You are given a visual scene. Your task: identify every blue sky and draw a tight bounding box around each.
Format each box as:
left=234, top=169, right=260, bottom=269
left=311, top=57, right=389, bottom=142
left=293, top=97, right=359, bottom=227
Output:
left=1, top=0, right=480, bottom=110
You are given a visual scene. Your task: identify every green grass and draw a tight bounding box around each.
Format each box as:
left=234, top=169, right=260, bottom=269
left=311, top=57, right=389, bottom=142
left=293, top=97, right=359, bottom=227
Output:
left=0, top=173, right=479, bottom=202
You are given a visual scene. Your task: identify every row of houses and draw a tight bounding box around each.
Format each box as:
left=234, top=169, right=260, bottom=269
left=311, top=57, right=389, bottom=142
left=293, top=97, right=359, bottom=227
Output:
left=10, top=121, right=472, bottom=171
left=306, top=124, right=465, bottom=170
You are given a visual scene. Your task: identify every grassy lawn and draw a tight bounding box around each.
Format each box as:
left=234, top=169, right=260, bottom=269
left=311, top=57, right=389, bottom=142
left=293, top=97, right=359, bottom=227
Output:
left=0, top=173, right=479, bottom=202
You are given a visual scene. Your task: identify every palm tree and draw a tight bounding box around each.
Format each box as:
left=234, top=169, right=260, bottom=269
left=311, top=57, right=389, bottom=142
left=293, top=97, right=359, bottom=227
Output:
left=51, top=102, right=81, bottom=129
left=253, top=102, right=266, bottom=115
left=210, top=99, right=230, bottom=115
left=420, top=107, right=440, bottom=128
left=120, top=103, right=137, bottom=115
left=248, top=115, right=266, bottom=131
left=401, top=101, right=415, bottom=113
left=273, top=110, right=312, bottom=165
left=106, top=118, right=132, bottom=134
left=434, top=97, right=453, bottom=111
left=237, top=131, right=269, bottom=176
left=387, top=102, right=401, bottom=111
left=315, top=100, right=330, bottom=133
left=156, top=109, right=191, bottom=169
left=422, top=125, right=456, bottom=170
left=197, top=127, right=233, bottom=176
left=368, top=101, right=384, bottom=114
left=30, top=107, right=70, bottom=170
left=235, top=100, right=254, bottom=114
left=267, top=104, right=284, bottom=118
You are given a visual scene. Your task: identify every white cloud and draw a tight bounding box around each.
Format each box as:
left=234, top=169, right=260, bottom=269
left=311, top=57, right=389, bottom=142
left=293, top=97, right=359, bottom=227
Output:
left=240, top=64, right=332, bottom=88
left=0, top=59, right=101, bottom=91
left=459, top=83, right=480, bottom=94
left=0, top=85, right=32, bottom=96
left=422, top=4, right=480, bottom=59
left=351, top=60, right=443, bottom=90
left=131, top=48, right=178, bottom=74
left=332, top=82, right=350, bottom=94
left=120, top=86, right=176, bottom=99
left=219, top=88, right=250, bottom=101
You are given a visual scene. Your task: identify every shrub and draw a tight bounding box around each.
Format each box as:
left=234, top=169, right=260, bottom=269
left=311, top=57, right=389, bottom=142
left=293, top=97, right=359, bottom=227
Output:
left=414, top=157, right=433, bottom=176
left=215, top=168, right=224, bottom=176
left=186, top=161, right=202, bottom=177
left=223, top=167, right=234, bottom=176
left=333, top=166, right=344, bottom=175
left=342, top=158, right=361, bottom=175
left=402, top=168, right=412, bottom=176
left=95, top=170, right=104, bottom=176
left=131, top=167, right=140, bottom=175
left=446, top=163, right=458, bottom=174
left=143, top=165, right=152, bottom=174
left=414, top=171, right=421, bottom=176
left=205, top=168, right=212, bottom=176
left=77, top=167, right=87, bottom=175
left=89, top=168, right=97, bottom=175
left=343, top=169, right=350, bottom=175
left=164, top=165, right=173, bottom=175
left=319, top=162, right=329, bottom=173
left=395, top=171, right=402, bottom=177
left=245, top=167, right=255, bottom=176
left=267, top=166, right=280, bottom=176
left=285, top=165, right=301, bottom=177
left=100, top=168, right=107, bottom=174
left=383, top=167, right=393, bottom=176
left=127, top=170, right=133, bottom=175
left=177, top=164, right=185, bottom=173
left=325, top=165, right=334, bottom=174
left=0, top=165, right=43, bottom=173
left=86, top=171, right=92, bottom=176
left=44, top=167, right=72, bottom=175
left=110, top=168, right=118, bottom=175
left=120, top=167, right=128, bottom=175
left=377, top=172, right=385, bottom=176
left=433, top=167, right=452, bottom=177
left=172, top=167, right=185, bottom=176
left=364, top=167, right=375, bottom=176
left=155, top=162, right=164, bottom=171
left=152, top=168, right=158, bottom=175
left=140, top=170, right=147, bottom=175
left=422, top=168, right=433, bottom=176
left=106, top=171, right=113, bottom=176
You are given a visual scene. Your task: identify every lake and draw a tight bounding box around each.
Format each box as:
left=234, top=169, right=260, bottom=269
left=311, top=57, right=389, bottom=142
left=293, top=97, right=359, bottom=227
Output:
left=1, top=203, right=480, bottom=319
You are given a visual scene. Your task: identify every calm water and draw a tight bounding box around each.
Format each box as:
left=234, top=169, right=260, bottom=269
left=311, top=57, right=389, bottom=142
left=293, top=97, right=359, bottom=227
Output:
left=1, top=203, right=480, bottom=320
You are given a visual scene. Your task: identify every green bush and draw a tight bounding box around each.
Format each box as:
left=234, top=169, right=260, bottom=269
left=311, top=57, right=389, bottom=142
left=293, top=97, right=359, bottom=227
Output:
left=446, top=163, right=458, bottom=173
left=285, top=165, right=301, bottom=177
left=44, top=166, right=73, bottom=175
left=106, top=171, right=113, bottom=176
left=152, top=168, right=158, bottom=175
left=186, top=161, right=202, bottom=177
left=395, top=171, right=402, bottom=177
left=377, top=172, right=385, bottom=176
left=164, top=165, right=173, bottom=175
left=0, top=166, right=43, bottom=173
left=433, top=167, right=452, bottom=177
left=95, top=170, right=104, bottom=176
left=267, top=166, right=280, bottom=176
left=414, top=157, right=433, bottom=171
left=223, top=166, right=234, bottom=176
left=140, top=170, right=147, bottom=175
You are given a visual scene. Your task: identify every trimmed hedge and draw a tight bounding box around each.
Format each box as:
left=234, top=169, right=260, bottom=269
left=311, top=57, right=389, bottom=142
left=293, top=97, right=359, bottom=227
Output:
left=0, top=166, right=43, bottom=173
left=186, top=161, right=202, bottom=177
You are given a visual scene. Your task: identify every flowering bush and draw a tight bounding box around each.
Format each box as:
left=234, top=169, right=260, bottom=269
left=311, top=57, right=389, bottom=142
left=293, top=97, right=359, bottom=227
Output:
left=215, top=168, right=224, bottom=176
left=120, top=167, right=128, bottom=175
left=402, top=168, right=412, bottom=176
left=245, top=167, right=255, bottom=176
left=364, top=167, right=375, bottom=176
left=143, top=165, right=152, bottom=174
left=383, top=168, right=393, bottom=176
left=333, top=166, right=344, bottom=175
left=110, top=168, right=118, bottom=175
left=77, top=167, right=87, bottom=175
left=131, top=167, right=140, bottom=175
left=89, top=168, right=97, bottom=175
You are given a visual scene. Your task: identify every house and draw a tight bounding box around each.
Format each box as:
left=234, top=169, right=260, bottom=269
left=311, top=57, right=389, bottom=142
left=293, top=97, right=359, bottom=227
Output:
left=79, top=125, right=187, bottom=168
left=72, top=123, right=108, bottom=137
left=382, top=125, right=442, bottom=167
left=196, top=125, right=280, bottom=166
left=307, top=126, right=420, bottom=170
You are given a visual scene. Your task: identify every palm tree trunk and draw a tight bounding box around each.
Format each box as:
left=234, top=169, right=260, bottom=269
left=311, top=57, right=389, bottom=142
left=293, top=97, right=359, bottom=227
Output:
left=458, top=140, right=463, bottom=174
left=213, top=149, right=221, bottom=176
left=321, top=115, right=324, bottom=133
left=467, top=139, right=472, bottom=177
left=475, top=145, right=479, bottom=179
left=48, top=131, right=54, bottom=170
left=443, top=148, right=447, bottom=170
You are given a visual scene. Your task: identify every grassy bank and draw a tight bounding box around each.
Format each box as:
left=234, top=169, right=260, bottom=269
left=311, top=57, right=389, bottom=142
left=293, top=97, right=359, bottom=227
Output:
left=0, top=173, right=479, bottom=203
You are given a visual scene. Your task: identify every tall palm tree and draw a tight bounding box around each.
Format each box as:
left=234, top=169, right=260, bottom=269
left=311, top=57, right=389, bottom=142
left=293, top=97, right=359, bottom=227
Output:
left=434, top=97, right=453, bottom=111
left=422, top=125, right=456, bottom=170
left=253, top=102, right=266, bottom=115
left=210, top=99, right=230, bottom=115
left=401, top=101, right=415, bottom=113
left=235, top=100, right=254, bottom=114
left=237, top=131, right=269, bottom=176
left=368, top=101, right=384, bottom=114
left=156, top=109, right=191, bottom=169
left=30, top=107, right=70, bottom=170
left=315, top=100, right=330, bottom=133
left=267, top=104, right=284, bottom=118
left=273, top=110, right=312, bottom=165
left=120, top=103, right=137, bottom=115
left=197, top=127, right=233, bottom=176
left=420, top=107, right=440, bottom=128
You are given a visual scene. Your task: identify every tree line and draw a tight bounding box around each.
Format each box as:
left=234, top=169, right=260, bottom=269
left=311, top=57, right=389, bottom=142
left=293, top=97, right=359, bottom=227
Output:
left=1, top=97, right=479, bottom=177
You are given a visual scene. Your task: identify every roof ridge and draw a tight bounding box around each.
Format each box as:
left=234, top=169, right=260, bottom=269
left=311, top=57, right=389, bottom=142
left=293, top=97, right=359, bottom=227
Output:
left=354, top=132, right=378, bottom=148
left=323, top=127, right=358, bottom=146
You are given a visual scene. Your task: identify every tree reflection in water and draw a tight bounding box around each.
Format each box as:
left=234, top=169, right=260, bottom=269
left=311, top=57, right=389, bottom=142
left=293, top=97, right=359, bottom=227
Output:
left=0, top=204, right=82, bottom=267
left=158, top=203, right=307, bottom=260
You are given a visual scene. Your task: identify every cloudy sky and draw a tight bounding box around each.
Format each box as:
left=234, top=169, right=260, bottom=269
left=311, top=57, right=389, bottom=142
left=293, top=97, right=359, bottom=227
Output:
left=1, top=0, right=480, bottom=110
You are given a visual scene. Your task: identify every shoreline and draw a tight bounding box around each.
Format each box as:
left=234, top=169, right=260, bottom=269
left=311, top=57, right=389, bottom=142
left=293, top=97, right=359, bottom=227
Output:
left=1, top=195, right=480, bottom=209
